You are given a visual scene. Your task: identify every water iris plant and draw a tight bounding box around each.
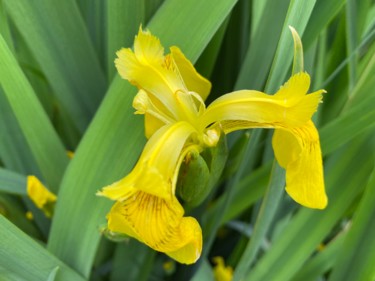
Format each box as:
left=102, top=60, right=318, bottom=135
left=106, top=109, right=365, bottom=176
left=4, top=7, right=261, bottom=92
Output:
left=98, top=27, right=327, bottom=264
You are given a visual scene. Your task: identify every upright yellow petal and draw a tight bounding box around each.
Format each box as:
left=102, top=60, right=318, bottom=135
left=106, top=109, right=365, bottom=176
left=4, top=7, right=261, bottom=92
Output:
left=133, top=27, right=164, bottom=65
left=272, top=121, right=327, bottom=209
left=115, top=28, right=188, bottom=122
left=170, top=46, right=211, bottom=101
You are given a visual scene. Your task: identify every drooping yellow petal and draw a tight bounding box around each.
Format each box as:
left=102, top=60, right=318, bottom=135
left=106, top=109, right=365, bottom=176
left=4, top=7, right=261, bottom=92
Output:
left=170, top=46, right=211, bottom=101
left=107, top=191, right=202, bottom=264
left=98, top=122, right=197, bottom=201
left=27, top=175, right=57, bottom=217
left=272, top=121, right=327, bottom=209
left=201, top=72, right=323, bottom=132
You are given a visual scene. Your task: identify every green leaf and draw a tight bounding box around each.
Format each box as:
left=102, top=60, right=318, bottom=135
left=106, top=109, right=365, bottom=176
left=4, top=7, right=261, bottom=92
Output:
left=3, top=0, right=106, bottom=132
left=0, top=91, right=40, bottom=175
left=345, top=0, right=359, bottom=92
left=203, top=161, right=271, bottom=231
left=302, top=0, right=346, bottom=49
left=0, top=216, right=85, bottom=281
left=110, top=241, right=155, bottom=281
left=291, top=233, right=346, bottom=281
left=265, top=0, right=317, bottom=92
left=0, top=34, right=68, bottom=190
left=0, top=168, right=26, bottom=196
left=235, top=0, right=290, bottom=90
left=107, top=0, right=144, bottom=81
left=191, top=259, right=215, bottom=281
left=233, top=163, right=285, bottom=281
left=329, top=164, right=375, bottom=281
left=320, top=95, right=375, bottom=155
left=47, top=0, right=239, bottom=277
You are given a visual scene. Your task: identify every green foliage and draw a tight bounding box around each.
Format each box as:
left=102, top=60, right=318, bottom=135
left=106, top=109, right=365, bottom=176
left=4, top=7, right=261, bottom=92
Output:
left=0, top=0, right=375, bottom=280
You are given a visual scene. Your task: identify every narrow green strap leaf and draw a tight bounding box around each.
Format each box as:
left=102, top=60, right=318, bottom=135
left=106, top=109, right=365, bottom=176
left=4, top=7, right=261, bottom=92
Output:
left=0, top=168, right=26, bottom=196
left=322, top=27, right=375, bottom=89
left=3, top=0, right=106, bottom=132
left=110, top=241, right=154, bottom=281
left=329, top=164, right=375, bottom=281
left=191, top=259, right=215, bottom=281
left=235, top=0, right=290, bottom=90
left=48, top=0, right=238, bottom=277
left=291, top=233, right=346, bottom=281
left=0, top=91, right=40, bottom=175
left=265, top=0, right=316, bottom=92
left=107, top=0, right=145, bottom=81
left=320, top=94, right=375, bottom=155
left=345, top=0, right=358, bottom=92
left=302, top=0, right=346, bottom=49
left=0, top=216, right=85, bottom=281
left=0, top=34, right=68, bottom=190
left=233, top=163, right=285, bottom=281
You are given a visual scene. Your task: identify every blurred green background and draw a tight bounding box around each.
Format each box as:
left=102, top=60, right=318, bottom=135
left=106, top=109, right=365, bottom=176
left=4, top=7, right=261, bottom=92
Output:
left=1, top=0, right=375, bottom=280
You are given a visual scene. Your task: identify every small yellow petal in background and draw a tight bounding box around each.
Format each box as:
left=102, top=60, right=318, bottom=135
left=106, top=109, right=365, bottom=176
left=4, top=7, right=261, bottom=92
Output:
left=25, top=211, right=34, bottom=220
left=272, top=121, right=327, bottom=209
left=27, top=175, right=57, bottom=217
left=213, top=257, right=233, bottom=281
left=66, top=150, right=74, bottom=159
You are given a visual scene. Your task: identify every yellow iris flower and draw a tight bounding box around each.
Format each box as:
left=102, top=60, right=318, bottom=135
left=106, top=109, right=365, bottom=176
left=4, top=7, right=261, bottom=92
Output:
left=99, top=27, right=327, bottom=264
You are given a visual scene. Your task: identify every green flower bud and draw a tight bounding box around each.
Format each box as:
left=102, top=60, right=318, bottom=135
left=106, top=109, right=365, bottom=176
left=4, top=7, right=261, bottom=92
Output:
left=177, top=149, right=210, bottom=207
left=177, top=128, right=228, bottom=207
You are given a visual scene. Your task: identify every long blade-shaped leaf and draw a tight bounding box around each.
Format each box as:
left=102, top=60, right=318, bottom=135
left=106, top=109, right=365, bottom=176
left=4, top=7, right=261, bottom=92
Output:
left=0, top=216, right=85, bottom=281
left=0, top=34, right=68, bottom=190
left=329, top=163, right=375, bottom=281
left=3, top=0, right=106, bottom=132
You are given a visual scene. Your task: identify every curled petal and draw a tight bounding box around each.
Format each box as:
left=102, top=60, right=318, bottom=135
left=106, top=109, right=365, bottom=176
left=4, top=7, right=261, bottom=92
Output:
left=98, top=122, right=197, bottom=200
left=202, top=73, right=324, bottom=132
left=272, top=121, right=327, bottom=209
left=170, top=46, right=211, bottom=101
left=107, top=191, right=202, bottom=264
left=201, top=72, right=323, bottom=131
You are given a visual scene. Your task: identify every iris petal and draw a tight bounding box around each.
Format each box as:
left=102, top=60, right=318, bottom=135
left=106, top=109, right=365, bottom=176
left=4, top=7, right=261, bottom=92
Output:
left=107, top=190, right=202, bottom=264
left=170, top=46, right=211, bottom=101
left=273, top=121, right=327, bottom=209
